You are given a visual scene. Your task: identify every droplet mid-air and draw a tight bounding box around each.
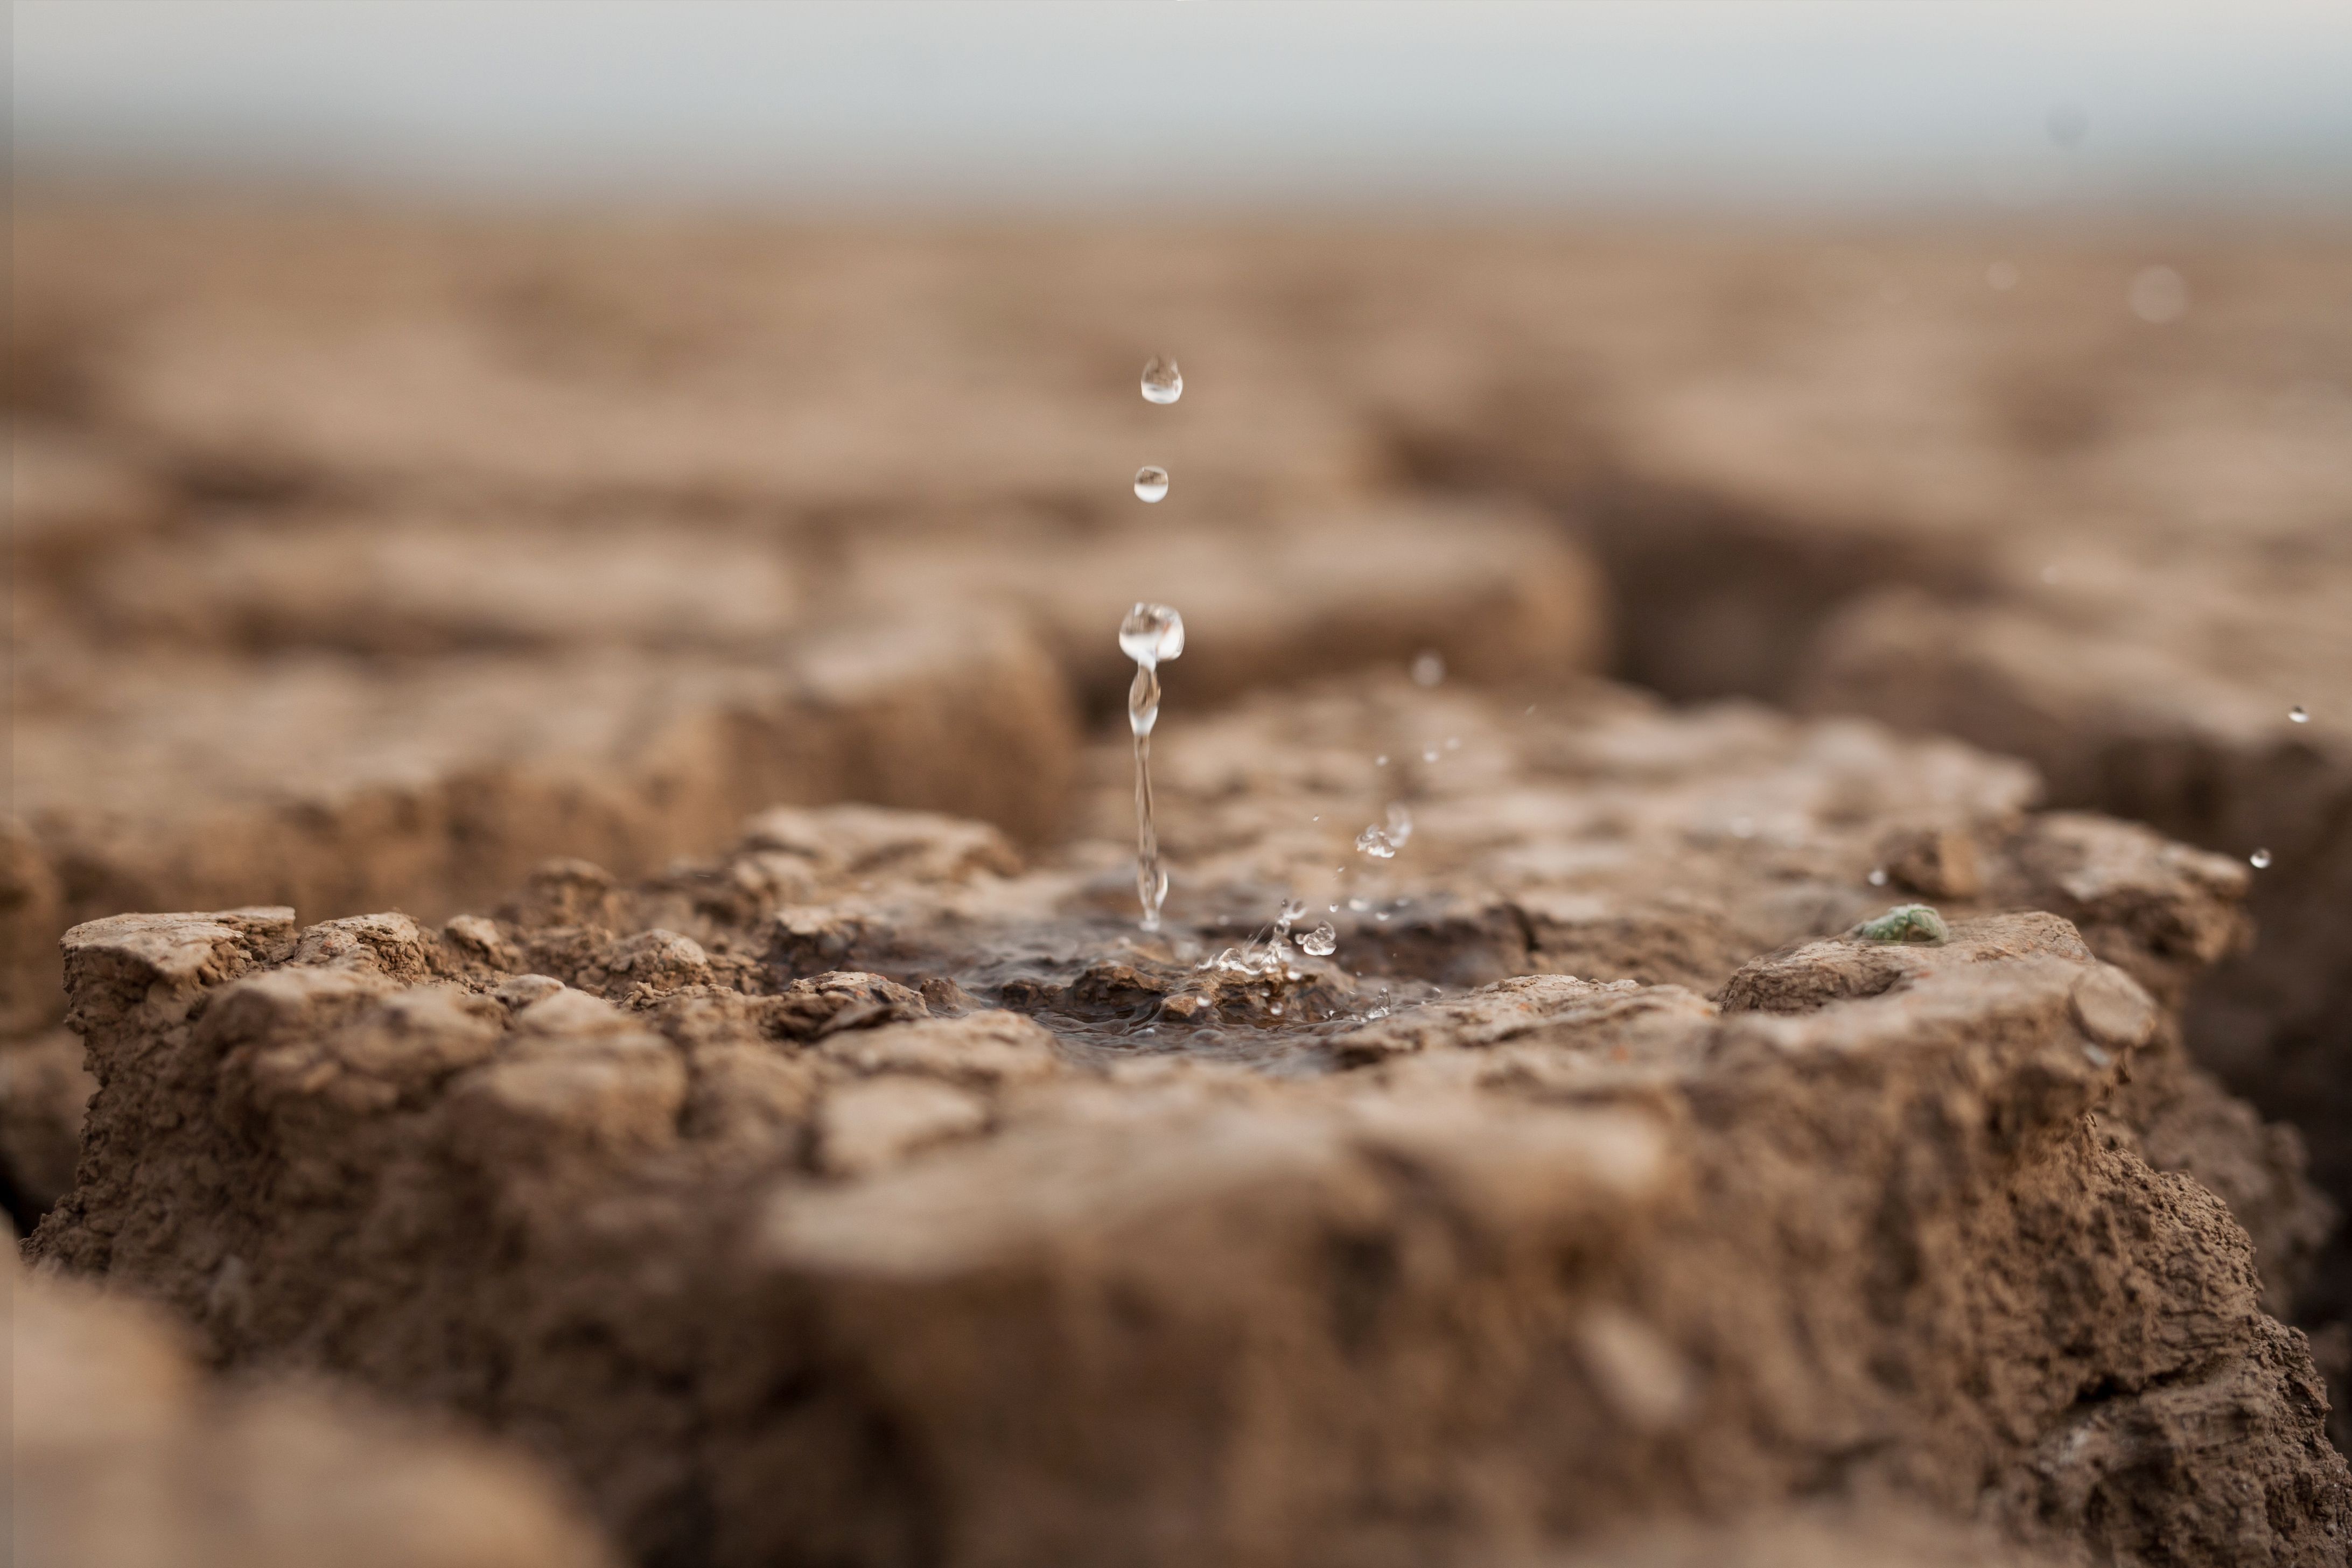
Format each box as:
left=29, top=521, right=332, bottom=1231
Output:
left=2250, top=848, right=2273, bottom=869
left=1141, top=356, right=1183, bottom=404
left=1354, top=803, right=1413, bottom=859
left=1133, top=466, right=1170, bottom=503
left=2289, top=705, right=2310, bottom=724
left=1120, top=602, right=1186, bottom=669
left=1299, top=923, right=1338, bottom=957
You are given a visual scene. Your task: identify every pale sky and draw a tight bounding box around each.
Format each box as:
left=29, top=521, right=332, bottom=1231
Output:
left=14, top=1, right=2352, bottom=212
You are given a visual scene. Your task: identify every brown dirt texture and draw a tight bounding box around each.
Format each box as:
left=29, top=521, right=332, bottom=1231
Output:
left=10, top=195, right=2352, bottom=1563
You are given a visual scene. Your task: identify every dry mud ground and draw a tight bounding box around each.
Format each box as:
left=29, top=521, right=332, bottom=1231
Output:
left=9, top=195, right=2352, bottom=1563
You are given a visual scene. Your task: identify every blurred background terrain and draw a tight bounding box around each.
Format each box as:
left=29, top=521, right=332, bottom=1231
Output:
left=9, top=1, right=2352, bottom=1557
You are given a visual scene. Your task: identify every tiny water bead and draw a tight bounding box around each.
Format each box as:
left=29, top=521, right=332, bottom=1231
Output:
left=2290, top=706, right=2311, bottom=724
left=1133, top=466, right=1170, bottom=503
left=1299, top=923, right=1338, bottom=957
left=1411, top=650, right=1446, bottom=687
left=2251, top=848, right=2273, bottom=870
left=1141, top=356, right=1183, bottom=405
left=1122, top=603, right=1186, bottom=932
left=1867, top=867, right=1889, bottom=887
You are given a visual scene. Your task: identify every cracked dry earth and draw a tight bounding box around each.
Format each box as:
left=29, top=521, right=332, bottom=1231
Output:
left=27, top=678, right=2349, bottom=1566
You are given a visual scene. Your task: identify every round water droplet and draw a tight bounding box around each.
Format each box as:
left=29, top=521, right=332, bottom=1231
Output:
left=1133, top=466, right=1170, bottom=503
left=2288, top=705, right=2309, bottom=724
left=1141, top=356, right=1183, bottom=405
left=1410, top=650, right=1445, bottom=687
left=1422, top=747, right=1440, bottom=764
left=1347, top=897, right=1370, bottom=912
left=1867, top=867, right=1889, bottom=887
left=2250, top=848, right=2273, bottom=869
left=1119, top=603, right=1185, bottom=668
left=1299, top=923, right=1338, bottom=957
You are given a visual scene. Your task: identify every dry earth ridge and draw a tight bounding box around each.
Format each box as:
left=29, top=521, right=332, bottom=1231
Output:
left=29, top=679, right=2348, bottom=1566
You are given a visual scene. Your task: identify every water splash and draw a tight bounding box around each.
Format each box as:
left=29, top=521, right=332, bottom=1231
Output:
left=1133, top=466, right=1170, bottom=502
left=1141, top=356, right=1184, bottom=404
left=1299, top=923, right=1338, bottom=957
left=1123, top=603, right=1185, bottom=930
left=1354, top=803, right=1412, bottom=859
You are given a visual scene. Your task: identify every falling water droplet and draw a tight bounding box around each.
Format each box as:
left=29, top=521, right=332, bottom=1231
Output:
left=1347, top=898, right=1370, bottom=912
left=1299, top=923, right=1338, bottom=956
left=1422, top=746, right=1440, bottom=764
left=1120, top=602, right=1186, bottom=668
left=1355, top=826, right=1397, bottom=859
left=2250, top=848, right=2272, bottom=869
left=1411, top=650, right=1446, bottom=687
left=1121, top=603, right=1185, bottom=930
left=1133, top=466, right=1170, bottom=503
left=1141, top=356, right=1183, bottom=405
left=2289, top=705, right=2309, bottom=724
left=1867, top=867, right=1889, bottom=887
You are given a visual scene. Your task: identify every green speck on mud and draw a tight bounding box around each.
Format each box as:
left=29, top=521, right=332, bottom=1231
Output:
left=1853, top=904, right=1950, bottom=946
